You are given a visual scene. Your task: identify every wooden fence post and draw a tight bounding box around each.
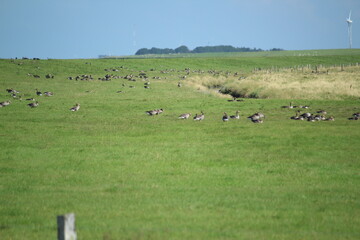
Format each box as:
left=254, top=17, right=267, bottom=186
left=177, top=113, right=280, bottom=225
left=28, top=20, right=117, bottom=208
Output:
left=57, top=213, right=77, bottom=240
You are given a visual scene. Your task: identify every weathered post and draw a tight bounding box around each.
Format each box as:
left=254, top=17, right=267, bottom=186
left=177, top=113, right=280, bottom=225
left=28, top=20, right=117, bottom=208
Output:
left=57, top=213, right=77, bottom=240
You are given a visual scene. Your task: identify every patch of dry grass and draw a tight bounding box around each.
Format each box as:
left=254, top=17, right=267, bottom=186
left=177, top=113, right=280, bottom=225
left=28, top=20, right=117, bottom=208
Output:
left=186, top=66, right=360, bottom=99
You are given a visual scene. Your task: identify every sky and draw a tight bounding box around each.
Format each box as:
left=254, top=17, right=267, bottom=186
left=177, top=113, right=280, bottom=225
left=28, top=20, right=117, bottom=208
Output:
left=0, top=0, right=359, bottom=59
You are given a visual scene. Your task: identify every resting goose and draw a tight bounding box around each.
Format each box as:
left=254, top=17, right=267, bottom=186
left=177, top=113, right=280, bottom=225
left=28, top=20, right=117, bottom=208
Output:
left=0, top=100, right=11, bottom=107
left=194, top=111, right=205, bottom=121
left=230, top=110, right=240, bottom=119
left=44, top=91, right=53, bottom=96
left=281, top=102, right=294, bottom=109
left=70, top=103, right=80, bottom=111
left=178, top=113, right=191, bottom=119
left=28, top=101, right=39, bottom=108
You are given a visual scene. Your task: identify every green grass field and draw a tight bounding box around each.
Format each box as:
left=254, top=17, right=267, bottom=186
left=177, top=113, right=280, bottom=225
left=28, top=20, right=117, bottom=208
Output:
left=1, top=49, right=360, bottom=239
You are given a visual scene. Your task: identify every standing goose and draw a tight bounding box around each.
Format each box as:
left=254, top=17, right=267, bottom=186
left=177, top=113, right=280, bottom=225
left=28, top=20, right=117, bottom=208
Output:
left=70, top=103, right=80, bottom=111
left=178, top=113, right=191, bottom=119
left=222, top=112, right=229, bottom=122
left=230, top=110, right=240, bottom=119
left=35, top=89, right=42, bottom=96
left=28, top=101, right=39, bottom=108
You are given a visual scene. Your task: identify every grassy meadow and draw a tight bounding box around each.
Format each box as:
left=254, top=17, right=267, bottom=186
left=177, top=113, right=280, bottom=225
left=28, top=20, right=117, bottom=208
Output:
left=1, top=50, right=360, bottom=239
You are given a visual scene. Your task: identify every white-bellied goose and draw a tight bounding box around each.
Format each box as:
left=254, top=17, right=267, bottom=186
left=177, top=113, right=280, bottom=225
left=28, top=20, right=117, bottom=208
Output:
left=70, top=103, right=80, bottom=111
left=230, top=110, right=240, bottom=119
left=178, top=113, right=191, bottom=119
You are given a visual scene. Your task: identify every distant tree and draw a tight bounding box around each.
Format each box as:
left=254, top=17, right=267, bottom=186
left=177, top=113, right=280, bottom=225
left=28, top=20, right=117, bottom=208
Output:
left=134, top=45, right=277, bottom=55
left=135, top=48, right=150, bottom=55
left=175, top=45, right=190, bottom=54
left=269, top=48, right=284, bottom=51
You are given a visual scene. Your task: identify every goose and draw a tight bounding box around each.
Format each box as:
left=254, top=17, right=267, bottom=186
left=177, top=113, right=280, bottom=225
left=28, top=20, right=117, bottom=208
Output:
left=313, top=115, right=323, bottom=121
left=26, top=98, right=36, bottom=101
left=230, top=110, right=240, bottom=119
left=325, top=116, right=335, bottom=121
left=27, top=101, right=39, bottom=108
left=301, top=112, right=312, bottom=118
left=349, top=113, right=359, bottom=120
left=44, top=91, right=53, bottom=96
left=222, top=112, right=229, bottom=122
left=248, top=113, right=260, bottom=121
left=70, top=103, right=80, bottom=111
left=144, top=85, right=150, bottom=89
left=0, top=100, right=11, bottom=107
left=146, top=109, right=158, bottom=116
left=178, top=113, right=191, bottom=119
left=281, top=102, right=294, bottom=108
left=35, top=89, right=42, bottom=96
left=299, top=105, right=310, bottom=109
left=290, top=110, right=301, bottom=120
left=177, top=82, right=182, bottom=87
left=317, top=110, right=327, bottom=115
left=248, top=112, right=265, bottom=121
left=194, top=111, right=205, bottom=121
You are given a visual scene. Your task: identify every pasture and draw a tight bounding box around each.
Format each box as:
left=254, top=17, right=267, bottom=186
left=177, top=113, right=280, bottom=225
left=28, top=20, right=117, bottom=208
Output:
left=1, top=50, right=360, bottom=239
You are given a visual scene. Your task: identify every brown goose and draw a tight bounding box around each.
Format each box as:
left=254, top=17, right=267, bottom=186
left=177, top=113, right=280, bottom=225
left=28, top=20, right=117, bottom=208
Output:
left=325, top=116, right=335, bottom=121
left=28, top=101, right=39, bottom=108
left=44, top=91, right=53, bottom=96
left=178, top=113, right=191, bottom=119
left=248, top=112, right=265, bottom=122
left=194, top=111, right=205, bottom=121
left=0, top=100, right=11, bottom=107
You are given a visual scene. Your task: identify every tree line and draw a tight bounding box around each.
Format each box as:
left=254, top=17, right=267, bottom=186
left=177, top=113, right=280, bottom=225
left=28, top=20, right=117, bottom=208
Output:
left=135, top=45, right=283, bottom=55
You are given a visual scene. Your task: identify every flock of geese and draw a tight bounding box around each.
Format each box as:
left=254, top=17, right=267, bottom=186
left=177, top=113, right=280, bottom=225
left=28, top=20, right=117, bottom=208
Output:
left=1, top=89, right=359, bottom=122
left=145, top=109, right=264, bottom=123
left=1, top=88, right=80, bottom=111
left=145, top=101, right=359, bottom=123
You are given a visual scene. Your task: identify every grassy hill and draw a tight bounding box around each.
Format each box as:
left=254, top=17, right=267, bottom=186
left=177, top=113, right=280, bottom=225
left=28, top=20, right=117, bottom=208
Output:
left=1, top=49, right=360, bottom=239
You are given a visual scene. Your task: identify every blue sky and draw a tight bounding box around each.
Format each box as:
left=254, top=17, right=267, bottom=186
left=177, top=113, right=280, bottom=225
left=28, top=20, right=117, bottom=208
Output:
left=0, top=0, right=359, bottom=59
